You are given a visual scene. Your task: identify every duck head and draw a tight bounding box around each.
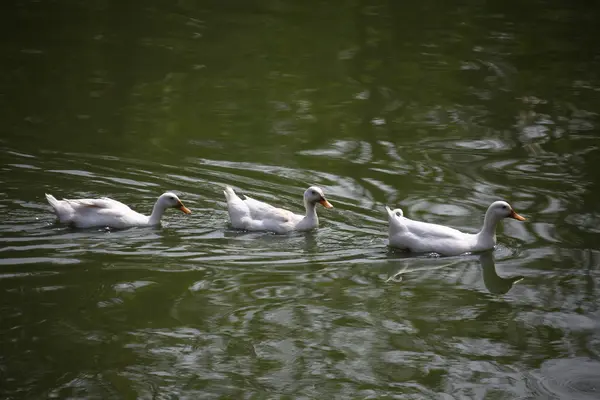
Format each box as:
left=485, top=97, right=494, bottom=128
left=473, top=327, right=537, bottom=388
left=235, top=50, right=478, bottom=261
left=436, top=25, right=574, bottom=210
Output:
left=487, top=201, right=525, bottom=221
left=304, top=186, right=333, bottom=208
left=158, top=192, right=191, bottom=214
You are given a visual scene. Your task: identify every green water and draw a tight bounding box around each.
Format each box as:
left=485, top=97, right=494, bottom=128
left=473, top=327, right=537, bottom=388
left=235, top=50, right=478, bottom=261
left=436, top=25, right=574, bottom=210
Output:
left=2, top=0, right=600, bottom=398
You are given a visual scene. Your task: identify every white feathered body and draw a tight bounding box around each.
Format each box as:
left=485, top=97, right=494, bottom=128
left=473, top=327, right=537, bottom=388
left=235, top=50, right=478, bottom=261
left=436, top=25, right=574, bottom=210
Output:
left=386, top=206, right=496, bottom=256
left=45, top=194, right=152, bottom=229
left=223, top=187, right=319, bottom=234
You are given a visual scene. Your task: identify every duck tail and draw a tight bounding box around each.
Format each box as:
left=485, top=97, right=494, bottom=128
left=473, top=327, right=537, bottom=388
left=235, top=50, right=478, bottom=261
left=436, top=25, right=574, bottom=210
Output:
left=45, top=193, right=59, bottom=209
left=223, top=186, right=237, bottom=202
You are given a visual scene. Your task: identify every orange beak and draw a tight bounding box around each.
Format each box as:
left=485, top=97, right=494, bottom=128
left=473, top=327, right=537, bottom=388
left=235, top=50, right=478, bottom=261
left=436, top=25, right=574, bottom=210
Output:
left=177, top=201, right=192, bottom=214
left=319, top=198, right=333, bottom=208
left=510, top=209, right=525, bottom=221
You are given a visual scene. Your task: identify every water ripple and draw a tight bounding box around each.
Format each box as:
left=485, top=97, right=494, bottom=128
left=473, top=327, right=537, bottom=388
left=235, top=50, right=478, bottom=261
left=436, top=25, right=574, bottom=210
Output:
left=1, top=131, right=598, bottom=398
left=530, top=358, right=600, bottom=400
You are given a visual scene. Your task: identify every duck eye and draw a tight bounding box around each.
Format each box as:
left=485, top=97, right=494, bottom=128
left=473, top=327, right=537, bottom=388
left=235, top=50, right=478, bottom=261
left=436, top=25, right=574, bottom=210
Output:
left=311, top=190, right=316, bottom=195
left=396, top=211, right=401, bottom=217
left=502, top=205, right=507, bottom=209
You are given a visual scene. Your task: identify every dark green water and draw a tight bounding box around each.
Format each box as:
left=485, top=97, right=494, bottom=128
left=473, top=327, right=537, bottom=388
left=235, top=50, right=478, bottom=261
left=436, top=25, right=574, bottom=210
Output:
left=2, top=0, right=600, bottom=398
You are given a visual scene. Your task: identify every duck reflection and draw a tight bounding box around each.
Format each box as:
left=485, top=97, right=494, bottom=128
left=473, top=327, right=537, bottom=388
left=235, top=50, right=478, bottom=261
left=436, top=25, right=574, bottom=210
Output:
left=478, top=251, right=524, bottom=294
left=387, top=251, right=524, bottom=294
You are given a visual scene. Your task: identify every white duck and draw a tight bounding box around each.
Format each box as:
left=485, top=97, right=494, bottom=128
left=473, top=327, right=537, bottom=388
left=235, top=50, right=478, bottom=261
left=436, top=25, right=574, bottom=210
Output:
left=223, top=185, right=333, bottom=233
left=386, top=201, right=525, bottom=256
left=45, top=192, right=191, bottom=229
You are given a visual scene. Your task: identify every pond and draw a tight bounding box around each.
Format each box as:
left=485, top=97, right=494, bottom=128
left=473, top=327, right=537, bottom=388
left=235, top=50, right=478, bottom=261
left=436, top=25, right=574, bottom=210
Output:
left=1, top=0, right=600, bottom=398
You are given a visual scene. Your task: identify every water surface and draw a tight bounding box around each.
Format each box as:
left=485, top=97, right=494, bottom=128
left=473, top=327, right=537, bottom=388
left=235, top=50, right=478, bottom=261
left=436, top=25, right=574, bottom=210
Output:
left=1, top=0, right=600, bottom=398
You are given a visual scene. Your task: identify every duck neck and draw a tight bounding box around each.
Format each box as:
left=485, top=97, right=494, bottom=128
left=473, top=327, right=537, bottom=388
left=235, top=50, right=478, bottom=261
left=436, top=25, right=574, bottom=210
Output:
left=304, top=200, right=318, bottom=221
left=478, top=211, right=499, bottom=239
left=148, top=202, right=166, bottom=225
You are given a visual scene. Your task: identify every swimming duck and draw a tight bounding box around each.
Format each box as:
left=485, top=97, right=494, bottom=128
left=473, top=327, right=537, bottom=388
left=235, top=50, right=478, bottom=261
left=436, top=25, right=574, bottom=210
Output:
left=223, top=185, right=333, bottom=233
left=45, top=192, right=191, bottom=229
left=386, top=201, right=525, bottom=256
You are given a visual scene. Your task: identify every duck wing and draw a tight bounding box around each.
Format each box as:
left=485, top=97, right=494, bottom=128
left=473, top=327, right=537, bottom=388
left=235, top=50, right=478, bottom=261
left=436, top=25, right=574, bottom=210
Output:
left=403, top=218, right=466, bottom=240
left=242, top=195, right=297, bottom=223
left=64, top=197, right=132, bottom=213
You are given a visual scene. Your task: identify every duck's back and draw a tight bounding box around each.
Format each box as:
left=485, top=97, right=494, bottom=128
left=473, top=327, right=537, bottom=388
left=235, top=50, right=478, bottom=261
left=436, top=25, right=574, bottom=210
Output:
left=48, top=195, right=145, bottom=228
left=75, top=200, right=146, bottom=228
left=403, top=217, right=466, bottom=240
left=244, top=197, right=302, bottom=224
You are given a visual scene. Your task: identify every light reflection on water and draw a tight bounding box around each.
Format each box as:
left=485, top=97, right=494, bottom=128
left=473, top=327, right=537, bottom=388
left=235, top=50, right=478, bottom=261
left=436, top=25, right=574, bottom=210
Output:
left=1, top=132, right=599, bottom=399
left=2, top=0, right=600, bottom=395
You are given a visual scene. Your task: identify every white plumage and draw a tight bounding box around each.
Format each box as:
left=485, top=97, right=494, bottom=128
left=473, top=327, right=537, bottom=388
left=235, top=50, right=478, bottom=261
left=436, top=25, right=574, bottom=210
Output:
left=45, top=192, right=191, bottom=229
left=223, top=186, right=333, bottom=234
left=386, top=201, right=525, bottom=256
